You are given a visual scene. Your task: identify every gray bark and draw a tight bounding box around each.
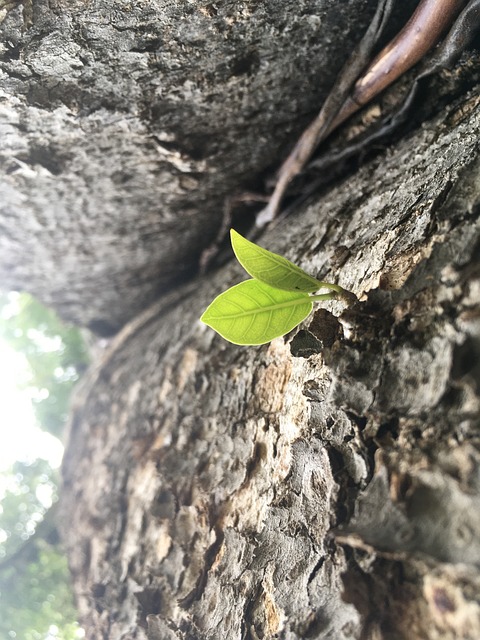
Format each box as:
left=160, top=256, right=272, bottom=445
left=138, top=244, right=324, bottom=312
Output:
left=2, top=0, right=479, bottom=638
left=61, top=89, right=480, bottom=639
left=0, top=0, right=387, bottom=334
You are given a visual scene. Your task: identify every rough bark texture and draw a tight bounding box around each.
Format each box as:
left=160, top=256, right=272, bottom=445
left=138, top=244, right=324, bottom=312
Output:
left=0, top=0, right=400, bottom=334
left=61, top=85, right=480, bottom=639
left=2, top=0, right=480, bottom=638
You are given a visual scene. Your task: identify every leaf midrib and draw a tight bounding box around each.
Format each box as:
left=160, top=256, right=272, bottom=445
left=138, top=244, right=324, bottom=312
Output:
left=243, top=252, right=320, bottom=288
left=206, top=294, right=311, bottom=320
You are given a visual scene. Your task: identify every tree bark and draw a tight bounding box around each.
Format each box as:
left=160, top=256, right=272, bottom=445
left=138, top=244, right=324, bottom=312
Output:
left=61, top=87, right=480, bottom=638
left=0, top=0, right=387, bottom=334
left=2, top=0, right=479, bottom=638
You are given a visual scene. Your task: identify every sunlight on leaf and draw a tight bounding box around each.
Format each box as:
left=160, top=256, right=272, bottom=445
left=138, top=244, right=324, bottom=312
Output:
left=230, top=229, right=322, bottom=293
left=201, top=279, right=313, bottom=345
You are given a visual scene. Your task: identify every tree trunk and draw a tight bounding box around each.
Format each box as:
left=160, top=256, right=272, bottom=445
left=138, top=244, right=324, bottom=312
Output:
left=0, top=0, right=385, bottom=334
left=61, top=91, right=480, bottom=638
left=2, top=0, right=479, bottom=638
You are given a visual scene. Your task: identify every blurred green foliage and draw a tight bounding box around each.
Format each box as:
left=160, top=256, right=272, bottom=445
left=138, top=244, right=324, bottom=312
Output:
left=0, top=460, right=82, bottom=640
left=0, top=292, right=90, bottom=438
left=0, top=293, right=90, bottom=639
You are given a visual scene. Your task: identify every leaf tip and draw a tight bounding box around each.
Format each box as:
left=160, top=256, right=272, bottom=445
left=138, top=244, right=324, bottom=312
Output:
left=199, top=308, right=211, bottom=326
left=230, top=228, right=243, bottom=251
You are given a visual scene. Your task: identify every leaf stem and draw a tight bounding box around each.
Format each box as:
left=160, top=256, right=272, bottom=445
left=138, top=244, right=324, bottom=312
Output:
left=310, top=292, right=337, bottom=302
left=314, top=281, right=345, bottom=293
left=311, top=284, right=358, bottom=304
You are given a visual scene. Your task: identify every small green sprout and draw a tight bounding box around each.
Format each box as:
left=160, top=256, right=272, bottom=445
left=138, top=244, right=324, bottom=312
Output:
left=201, top=229, right=354, bottom=346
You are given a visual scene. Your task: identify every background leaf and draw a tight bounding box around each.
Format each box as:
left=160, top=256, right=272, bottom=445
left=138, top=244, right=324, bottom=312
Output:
left=230, top=229, right=321, bottom=292
left=201, top=279, right=312, bottom=345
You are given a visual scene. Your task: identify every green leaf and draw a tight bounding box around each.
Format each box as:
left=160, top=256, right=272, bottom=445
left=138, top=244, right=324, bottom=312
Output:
left=230, top=229, right=322, bottom=293
left=201, top=279, right=313, bottom=345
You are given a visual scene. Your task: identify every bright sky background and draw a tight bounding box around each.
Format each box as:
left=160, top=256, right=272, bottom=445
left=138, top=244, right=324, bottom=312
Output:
left=0, top=339, right=64, bottom=472
left=0, top=303, right=85, bottom=638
